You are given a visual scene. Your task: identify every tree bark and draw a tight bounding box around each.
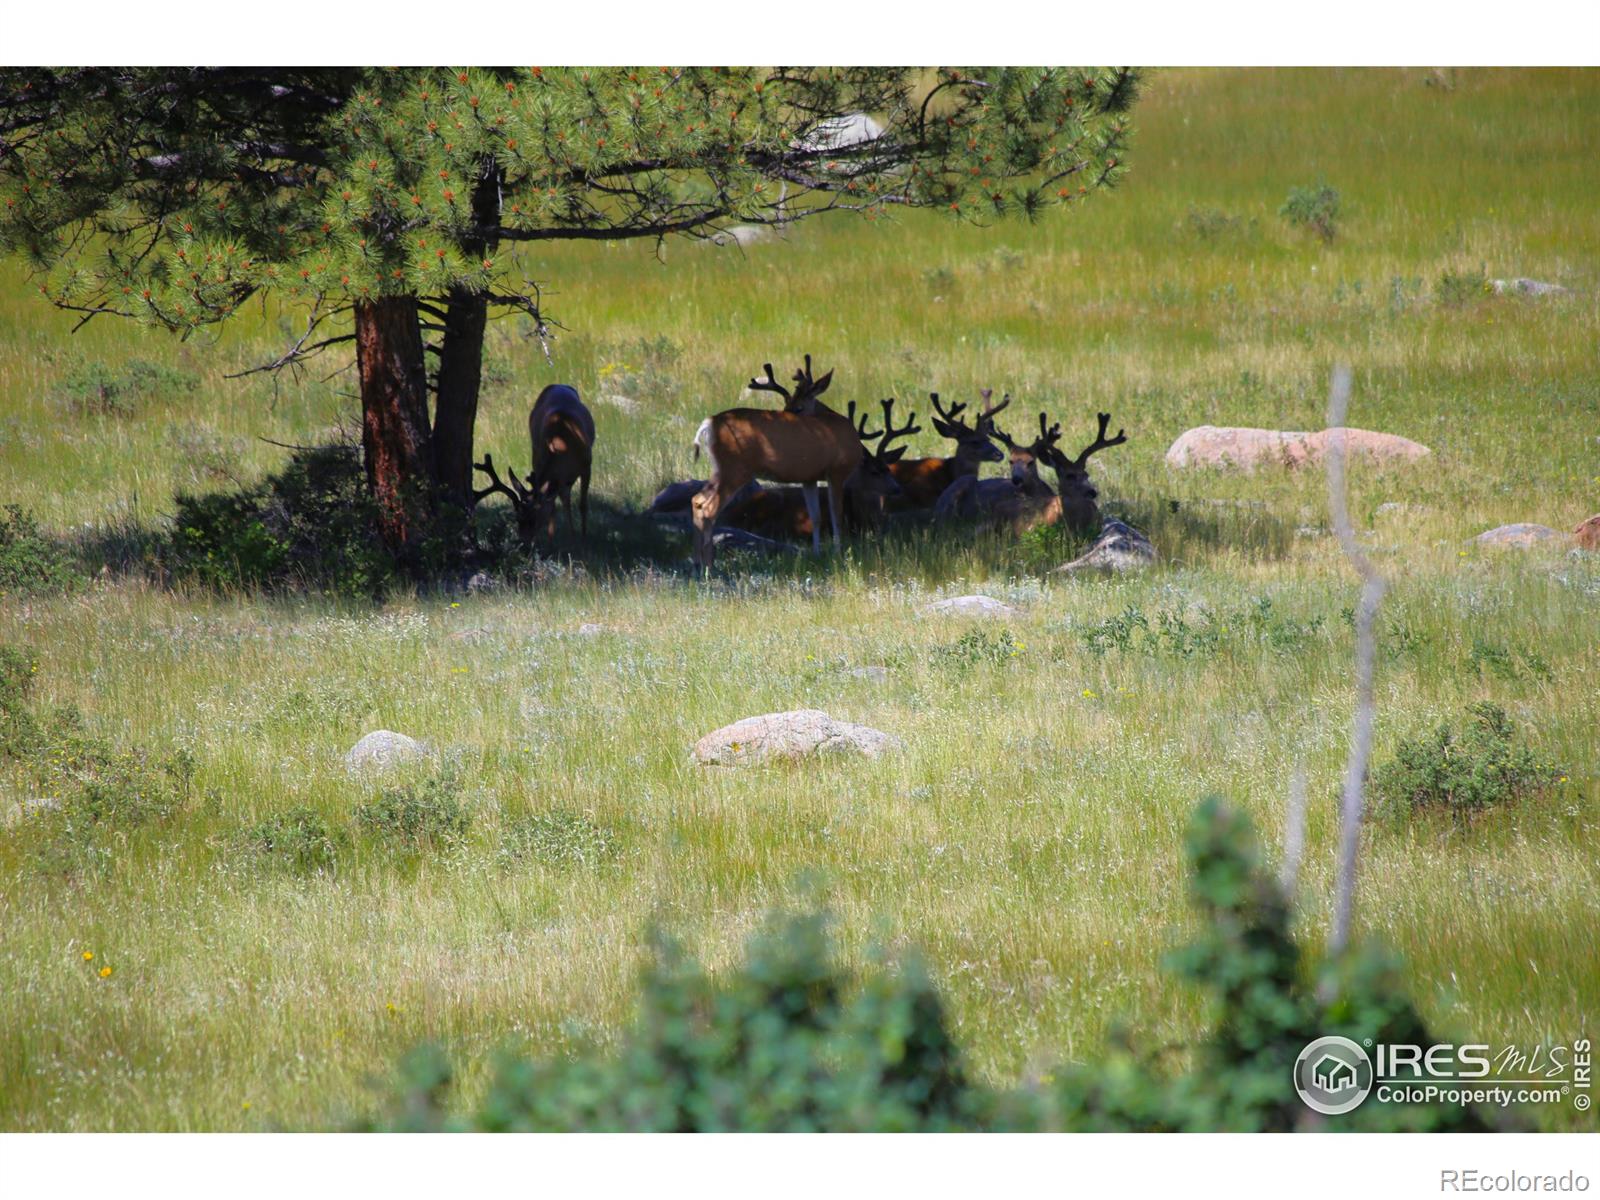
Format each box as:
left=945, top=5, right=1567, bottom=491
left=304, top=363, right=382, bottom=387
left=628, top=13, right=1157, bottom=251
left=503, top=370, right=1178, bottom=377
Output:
left=432, top=285, right=489, bottom=508
left=432, top=161, right=503, bottom=511
left=355, top=295, right=436, bottom=559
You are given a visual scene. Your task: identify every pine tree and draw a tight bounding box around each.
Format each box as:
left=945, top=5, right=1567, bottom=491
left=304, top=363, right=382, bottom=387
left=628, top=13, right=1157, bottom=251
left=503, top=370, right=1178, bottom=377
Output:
left=1, top=67, right=1140, bottom=561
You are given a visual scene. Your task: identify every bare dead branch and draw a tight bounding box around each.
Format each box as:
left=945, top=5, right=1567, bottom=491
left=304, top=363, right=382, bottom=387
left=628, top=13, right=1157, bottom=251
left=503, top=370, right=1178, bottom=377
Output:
left=1326, top=363, right=1389, bottom=955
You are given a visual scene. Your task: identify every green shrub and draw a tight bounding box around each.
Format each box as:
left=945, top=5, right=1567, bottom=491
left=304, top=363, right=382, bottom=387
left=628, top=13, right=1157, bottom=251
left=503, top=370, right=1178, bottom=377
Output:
left=1466, top=637, right=1549, bottom=681
left=0, top=644, right=42, bottom=757
left=1184, top=207, right=1257, bottom=241
left=499, top=809, right=619, bottom=869
left=1374, top=703, right=1561, bottom=818
left=356, top=771, right=471, bottom=851
left=247, top=807, right=348, bottom=874
left=934, top=627, right=1022, bottom=671
left=363, top=798, right=1489, bottom=1133
left=51, top=358, right=198, bottom=417
left=167, top=443, right=399, bottom=597
left=1279, top=183, right=1341, bottom=242
left=0, top=505, right=83, bottom=598
left=1436, top=265, right=1490, bottom=306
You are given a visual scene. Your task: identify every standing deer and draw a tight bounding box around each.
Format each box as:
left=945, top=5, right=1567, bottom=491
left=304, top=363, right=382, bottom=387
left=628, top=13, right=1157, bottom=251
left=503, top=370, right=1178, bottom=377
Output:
left=720, top=398, right=918, bottom=541
left=472, top=383, right=595, bottom=546
left=689, top=357, right=867, bottom=569
left=889, top=389, right=1009, bottom=509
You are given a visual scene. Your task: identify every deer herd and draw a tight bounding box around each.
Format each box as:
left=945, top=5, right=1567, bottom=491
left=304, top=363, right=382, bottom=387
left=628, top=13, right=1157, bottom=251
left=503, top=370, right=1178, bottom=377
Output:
left=471, top=356, right=1127, bottom=570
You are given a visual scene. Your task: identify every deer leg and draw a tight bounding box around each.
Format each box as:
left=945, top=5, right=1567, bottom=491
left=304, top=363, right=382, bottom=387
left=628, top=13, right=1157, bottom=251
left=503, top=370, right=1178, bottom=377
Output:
left=801, top=483, right=823, bottom=554
left=691, top=478, right=724, bottom=570
left=826, top=472, right=848, bottom=547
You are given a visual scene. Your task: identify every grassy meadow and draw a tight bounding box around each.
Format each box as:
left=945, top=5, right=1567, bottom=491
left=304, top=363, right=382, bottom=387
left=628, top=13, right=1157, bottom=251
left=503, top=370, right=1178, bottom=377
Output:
left=1, top=67, right=1597, bottom=1131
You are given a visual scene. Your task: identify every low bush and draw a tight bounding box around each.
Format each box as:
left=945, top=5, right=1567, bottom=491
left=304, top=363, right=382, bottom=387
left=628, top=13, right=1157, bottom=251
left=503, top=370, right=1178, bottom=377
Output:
left=0, top=505, right=83, bottom=599
left=1436, top=266, right=1490, bottom=306
left=356, top=771, right=471, bottom=851
left=1374, top=703, right=1561, bottom=819
left=934, top=627, right=1022, bottom=671
left=1279, top=183, right=1341, bottom=242
left=50, top=358, right=198, bottom=418
left=167, top=443, right=400, bottom=597
left=246, top=807, right=348, bottom=874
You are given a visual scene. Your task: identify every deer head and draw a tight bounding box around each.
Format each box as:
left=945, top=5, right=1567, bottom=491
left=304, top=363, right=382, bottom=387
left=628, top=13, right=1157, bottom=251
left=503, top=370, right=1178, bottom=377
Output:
left=991, top=408, right=1061, bottom=498
left=1041, top=411, right=1127, bottom=533
left=844, top=397, right=916, bottom=524
left=929, top=388, right=1009, bottom=469
left=749, top=354, right=834, bottom=414
left=472, top=453, right=539, bottom=544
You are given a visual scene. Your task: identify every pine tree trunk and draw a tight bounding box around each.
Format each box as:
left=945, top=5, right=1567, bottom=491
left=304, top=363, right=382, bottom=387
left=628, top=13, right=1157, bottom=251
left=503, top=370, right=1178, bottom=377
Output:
left=355, top=295, right=436, bottom=560
left=431, top=162, right=502, bottom=512
left=432, top=285, right=489, bottom=509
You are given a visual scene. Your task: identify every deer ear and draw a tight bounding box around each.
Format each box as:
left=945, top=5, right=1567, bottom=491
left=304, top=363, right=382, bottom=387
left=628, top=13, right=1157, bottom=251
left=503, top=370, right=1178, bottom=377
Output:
left=810, top=369, right=833, bottom=397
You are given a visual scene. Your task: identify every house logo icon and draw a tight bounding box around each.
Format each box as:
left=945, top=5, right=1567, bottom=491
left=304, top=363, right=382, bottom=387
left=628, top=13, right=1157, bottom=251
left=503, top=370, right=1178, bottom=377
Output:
left=1294, top=1036, right=1374, bottom=1115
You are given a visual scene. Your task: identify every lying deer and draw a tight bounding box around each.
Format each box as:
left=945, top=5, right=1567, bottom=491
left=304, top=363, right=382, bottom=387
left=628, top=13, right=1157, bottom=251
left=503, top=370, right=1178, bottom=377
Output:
left=936, top=409, right=1126, bottom=535
left=888, top=389, right=1009, bottom=509
left=473, top=383, right=595, bottom=545
left=720, top=398, right=918, bottom=541
left=690, top=357, right=871, bottom=569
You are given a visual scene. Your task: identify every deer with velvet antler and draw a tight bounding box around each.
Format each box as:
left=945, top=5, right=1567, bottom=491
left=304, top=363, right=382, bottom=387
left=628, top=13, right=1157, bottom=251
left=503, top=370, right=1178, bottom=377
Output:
left=936, top=407, right=1127, bottom=534
left=689, top=355, right=898, bottom=569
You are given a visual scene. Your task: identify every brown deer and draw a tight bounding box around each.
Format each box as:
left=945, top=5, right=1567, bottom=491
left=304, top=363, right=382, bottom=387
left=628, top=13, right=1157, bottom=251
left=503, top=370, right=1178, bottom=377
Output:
left=936, top=409, right=1127, bottom=535
left=720, top=398, right=918, bottom=541
left=690, top=357, right=874, bottom=569
left=888, top=389, right=1009, bottom=509
left=1039, top=411, right=1127, bottom=533
left=473, top=384, right=595, bottom=545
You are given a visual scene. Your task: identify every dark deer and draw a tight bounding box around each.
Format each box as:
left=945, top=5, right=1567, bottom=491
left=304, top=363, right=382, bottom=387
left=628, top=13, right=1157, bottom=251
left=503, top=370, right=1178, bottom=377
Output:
left=473, top=383, right=595, bottom=545
left=889, top=389, right=1009, bottom=509
left=690, top=357, right=867, bottom=568
left=935, top=409, right=1127, bottom=535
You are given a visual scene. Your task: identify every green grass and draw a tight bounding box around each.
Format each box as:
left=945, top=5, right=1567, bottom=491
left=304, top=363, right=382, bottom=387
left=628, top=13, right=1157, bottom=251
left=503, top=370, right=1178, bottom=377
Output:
left=1, top=67, right=1597, bottom=1131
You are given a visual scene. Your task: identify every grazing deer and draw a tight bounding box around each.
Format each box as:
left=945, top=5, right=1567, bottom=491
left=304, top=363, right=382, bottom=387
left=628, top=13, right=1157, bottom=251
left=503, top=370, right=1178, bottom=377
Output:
left=473, top=383, right=595, bottom=545
left=889, top=390, right=1009, bottom=509
left=720, top=398, right=917, bottom=540
left=690, top=357, right=868, bottom=569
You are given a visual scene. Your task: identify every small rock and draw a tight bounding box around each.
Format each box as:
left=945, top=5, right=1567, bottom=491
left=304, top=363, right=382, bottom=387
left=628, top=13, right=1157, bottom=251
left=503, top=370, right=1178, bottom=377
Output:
left=597, top=392, right=640, bottom=414
left=1491, top=278, right=1571, bottom=297
left=847, top=666, right=890, bottom=683
left=920, top=595, right=1017, bottom=618
left=1373, top=501, right=1428, bottom=520
left=693, top=709, right=902, bottom=766
left=1574, top=514, right=1600, bottom=552
left=344, top=730, right=426, bottom=773
left=1165, top=426, right=1431, bottom=471
left=576, top=623, right=606, bottom=636
left=710, top=225, right=772, bottom=248
left=1056, top=519, right=1156, bottom=574
left=465, top=571, right=496, bottom=593
left=1473, top=523, right=1564, bottom=548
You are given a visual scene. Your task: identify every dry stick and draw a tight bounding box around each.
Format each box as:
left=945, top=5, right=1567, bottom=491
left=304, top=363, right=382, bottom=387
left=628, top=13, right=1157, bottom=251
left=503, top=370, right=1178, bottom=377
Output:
left=1325, top=364, right=1389, bottom=955
left=1280, top=764, right=1308, bottom=897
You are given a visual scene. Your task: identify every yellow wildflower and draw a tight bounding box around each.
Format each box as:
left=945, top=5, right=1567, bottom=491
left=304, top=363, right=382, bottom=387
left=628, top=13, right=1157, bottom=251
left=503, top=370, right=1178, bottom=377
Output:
left=99, top=966, right=112, bottom=978
left=82, top=951, right=94, bottom=962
